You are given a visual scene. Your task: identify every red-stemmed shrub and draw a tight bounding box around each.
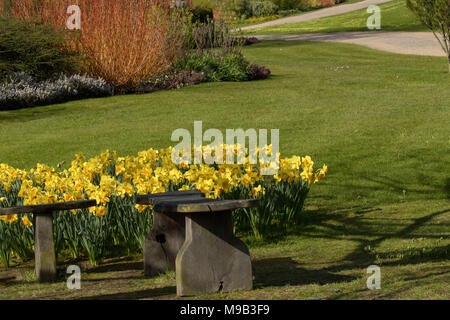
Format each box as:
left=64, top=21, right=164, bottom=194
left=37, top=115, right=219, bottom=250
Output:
left=6, top=0, right=188, bottom=91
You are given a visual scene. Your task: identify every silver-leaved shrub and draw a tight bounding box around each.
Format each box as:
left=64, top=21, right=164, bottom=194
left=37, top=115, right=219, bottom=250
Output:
left=0, top=73, right=114, bottom=110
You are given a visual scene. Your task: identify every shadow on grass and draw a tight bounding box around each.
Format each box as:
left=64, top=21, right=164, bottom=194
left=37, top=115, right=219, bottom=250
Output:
left=364, top=174, right=448, bottom=200
left=77, top=206, right=448, bottom=298
left=246, top=39, right=323, bottom=50
left=317, top=208, right=450, bottom=274
left=6, top=201, right=445, bottom=299
left=38, top=205, right=447, bottom=300
left=0, top=104, right=71, bottom=123
left=249, top=203, right=449, bottom=271
left=252, top=257, right=356, bottom=288
left=79, top=286, right=176, bottom=300
left=83, top=260, right=143, bottom=274
left=82, top=275, right=145, bottom=283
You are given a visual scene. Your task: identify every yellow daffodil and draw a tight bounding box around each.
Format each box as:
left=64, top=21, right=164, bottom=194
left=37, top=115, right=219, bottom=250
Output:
left=22, top=216, right=33, bottom=227
left=0, top=145, right=326, bottom=222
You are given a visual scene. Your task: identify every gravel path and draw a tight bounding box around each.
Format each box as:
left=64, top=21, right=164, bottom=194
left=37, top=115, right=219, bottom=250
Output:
left=239, top=0, right=394, bottom=31
left=254, top=32, right=445, bottom=56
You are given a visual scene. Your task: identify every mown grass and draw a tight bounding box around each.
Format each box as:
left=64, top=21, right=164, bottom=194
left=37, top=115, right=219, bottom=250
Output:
left=1, top=40, right=448, bottom=206
left=1, top=200, right=448, bottom=299
left=240, top=0, right=428, bottom=35
left=0, top=40, right=449, bottom=299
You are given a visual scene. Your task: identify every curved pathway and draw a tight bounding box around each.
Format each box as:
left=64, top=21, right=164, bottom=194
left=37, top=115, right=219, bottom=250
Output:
left=254, top=32, right=445, bottom=57
left=239, top=0, right=394, bottom=31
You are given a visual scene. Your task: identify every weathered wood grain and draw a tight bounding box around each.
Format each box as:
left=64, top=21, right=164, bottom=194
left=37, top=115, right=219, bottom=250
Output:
left=141, top=191, right=204, bottom=275
left=136, top=190, right=204, bottom=204
left=137, top=195, right=206, bottom=205
left=176, top=210, right=253, bottom=296
left=33, top=212, right=57, bottom=282
left=0, top=200, right=96, bottom=216
left=143, top=211, right=186, bottom=276
left=154, top=198, right=260, bottom=214
left=0, top=200, right=95, bottom=283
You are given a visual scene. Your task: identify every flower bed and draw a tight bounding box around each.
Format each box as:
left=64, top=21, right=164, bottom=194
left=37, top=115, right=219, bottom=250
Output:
left=0, top=1, right=271, bottom=110
left=0, top=145, right=327, bottom=266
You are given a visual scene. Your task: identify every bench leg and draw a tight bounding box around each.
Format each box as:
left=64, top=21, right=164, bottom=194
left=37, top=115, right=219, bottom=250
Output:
left=176, top=211, right=253, bottom=296
left=33, top=212, right=57, bottom=282
left=143, top=211, right=185, bottom=276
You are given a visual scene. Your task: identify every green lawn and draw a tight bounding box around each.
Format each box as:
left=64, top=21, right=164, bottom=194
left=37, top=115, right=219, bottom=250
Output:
left=1, top=199, right=448, bottom=299
left=240, top=0, right=428, bottom=35
left=1, top=40, right=448, bottom=206
left=0, top=41, right=449, bottom=299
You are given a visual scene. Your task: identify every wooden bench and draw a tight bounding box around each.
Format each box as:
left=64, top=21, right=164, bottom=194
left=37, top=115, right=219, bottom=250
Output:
left=0, top=200, right=96, bottom=282
left=137, top=190, right=259, bottom=296
left=1, top=191, right=259, bottom=296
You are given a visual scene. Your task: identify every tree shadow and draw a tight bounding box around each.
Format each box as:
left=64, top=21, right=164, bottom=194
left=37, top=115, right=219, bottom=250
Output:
left=318, top=208, right=450, bottom=274
left=252, top=257, right=356, bottom=288
left=402, top=266, right=450, bottom=282
left=259, top=202, right=449, bottom=278
left=245, top=39, right=323, bottom=50
left=248, top=203, right=449, bottom=294
left=0, top=104, right=72, bottom=123
left=6, top=199, right=447, bottom=297
left=0, top=96, right=115, bottom=123
left=82, top=275, right=145, bottom=283
left=79, top=286, right=176, bottom=300
left=83, top=261, right=143, bottom=274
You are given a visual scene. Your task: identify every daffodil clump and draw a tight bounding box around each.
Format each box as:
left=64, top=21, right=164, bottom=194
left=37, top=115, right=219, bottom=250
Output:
left=0, top=145, right=327, bottom=267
